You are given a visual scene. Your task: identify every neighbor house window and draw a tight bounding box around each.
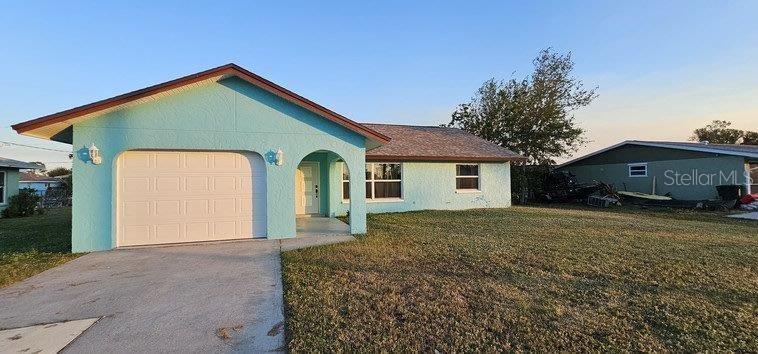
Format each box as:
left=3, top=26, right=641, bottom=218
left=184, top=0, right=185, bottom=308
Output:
left=342, top=162, right=402, bottom=200
left=0, top=171, right=5, bottom=204
left=628, top=163, right=648, bottom=177
left=749, top=162, right=758, bottom=194
left=456, top=164, right=480, bottom=190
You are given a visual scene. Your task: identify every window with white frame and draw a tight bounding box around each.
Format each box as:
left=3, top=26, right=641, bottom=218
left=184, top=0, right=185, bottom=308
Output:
left=628, top=163, right=648, bottom=177
left=342, top=162, right=402, bottom=200
left=0, top=171, right=5, bottom=204
left=455, top=164, right=480, bottom=190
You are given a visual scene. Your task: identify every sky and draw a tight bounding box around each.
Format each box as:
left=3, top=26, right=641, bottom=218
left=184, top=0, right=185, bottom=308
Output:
left=1, top=0, right=756, bottom=168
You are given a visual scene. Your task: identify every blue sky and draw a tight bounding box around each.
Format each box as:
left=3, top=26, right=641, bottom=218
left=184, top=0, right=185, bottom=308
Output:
left=1, top=1, right=757, bottom=167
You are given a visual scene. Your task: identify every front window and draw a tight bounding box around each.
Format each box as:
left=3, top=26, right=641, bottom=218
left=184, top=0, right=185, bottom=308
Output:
left=342, top=165, right=350, bottom=200
left=456, top=164, right=480, bottom=190
left=342, top=163, right=402, bottom=200
left=0, top=171, right=5, bottom=204
left=628, top=163, right=648, bottom=177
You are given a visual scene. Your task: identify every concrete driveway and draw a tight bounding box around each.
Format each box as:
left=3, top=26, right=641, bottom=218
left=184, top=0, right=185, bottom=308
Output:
left=0, top=236, right=351, bottom=353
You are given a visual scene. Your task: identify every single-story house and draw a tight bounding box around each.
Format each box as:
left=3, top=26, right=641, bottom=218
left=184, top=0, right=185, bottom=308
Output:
left=12, top=64, right=523, bottom=252
left=0, top=158, right=44, bottom=214
left=558, top=140, right=758, bottom=200
left=19, top=172, right=65, bottom=196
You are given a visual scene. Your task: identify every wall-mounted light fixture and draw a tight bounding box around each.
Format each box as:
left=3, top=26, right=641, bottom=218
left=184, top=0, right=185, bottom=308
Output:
left=89, top=143, right=102, bottom=165
left=275, top=148, right=284, bottom=166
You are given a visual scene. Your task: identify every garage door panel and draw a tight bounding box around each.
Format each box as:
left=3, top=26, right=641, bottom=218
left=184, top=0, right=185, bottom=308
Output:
left=186, top=223, right=210, bottom=240
left=212, top=154, right=238, bottom=171
left=155, top=152, right=181, bottom=169
left=156, top=200, right=181, bottom=216
left=185, top=200, right=209, bottom=216
left=118, top=151, right=264, bottom=247
left=121, top=152, right=151, bottom=169
left=123, top=177, right=151, bottom=195
left=156, top=177, right=181, bottom=193
left=213, top=221, right=237, bottom=238
left=186, top=176, right=209, bottom=192
left=213, top=176, right=237, bottom=192
left=156, top=224, right=181, bottom=240
left=185, top=154, right=210, bottom=169
left=213, top=198, right=236, bottom=215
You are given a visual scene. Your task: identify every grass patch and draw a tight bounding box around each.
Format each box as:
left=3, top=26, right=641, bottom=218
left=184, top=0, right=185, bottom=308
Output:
left=0, top=208, right=81, bottom=287
left=282, top=206, right=758, bottom=352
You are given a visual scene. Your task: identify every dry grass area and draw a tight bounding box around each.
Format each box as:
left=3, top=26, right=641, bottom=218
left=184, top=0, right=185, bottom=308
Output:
left=282, top=206, right=757, bottom=352
left=0, top=208, right=81, bottom=287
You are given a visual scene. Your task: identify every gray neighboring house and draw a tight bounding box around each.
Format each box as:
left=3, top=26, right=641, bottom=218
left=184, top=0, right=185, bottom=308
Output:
left=0, top=158, right=44, bottom=213
left=558, top=141, right=758, bottom=200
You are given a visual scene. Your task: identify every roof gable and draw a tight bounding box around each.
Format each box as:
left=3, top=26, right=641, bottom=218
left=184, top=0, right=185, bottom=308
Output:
left=11, top=64, right=389, bottom=145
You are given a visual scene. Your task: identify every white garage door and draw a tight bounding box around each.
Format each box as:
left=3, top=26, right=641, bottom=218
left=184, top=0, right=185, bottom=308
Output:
left=117, top=151, right=266, bottom=247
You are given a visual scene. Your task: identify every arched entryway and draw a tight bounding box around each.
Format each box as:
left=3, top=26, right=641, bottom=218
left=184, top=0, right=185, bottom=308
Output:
left=294, top=150, right=353, bottom=236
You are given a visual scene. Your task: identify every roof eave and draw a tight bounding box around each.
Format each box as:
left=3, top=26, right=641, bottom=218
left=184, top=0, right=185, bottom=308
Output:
left=558, top=140, right=758, bottom=168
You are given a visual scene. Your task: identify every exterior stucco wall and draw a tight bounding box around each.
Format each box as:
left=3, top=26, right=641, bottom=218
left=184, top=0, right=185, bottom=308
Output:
left=71, top=77, right=368, bottom=252
left=0, top=168, right=20, bottom=214
left=561, top=156, right=747, bottom=200
left=328, top=162, right=512, bottom=215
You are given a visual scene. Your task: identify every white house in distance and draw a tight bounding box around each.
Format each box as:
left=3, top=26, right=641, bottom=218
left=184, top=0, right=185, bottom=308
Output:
left=19, top=172, right=64, bottom=196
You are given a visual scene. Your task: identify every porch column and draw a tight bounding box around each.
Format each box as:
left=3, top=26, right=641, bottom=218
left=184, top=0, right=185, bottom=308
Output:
left=347, top=155, right=367, bottom=234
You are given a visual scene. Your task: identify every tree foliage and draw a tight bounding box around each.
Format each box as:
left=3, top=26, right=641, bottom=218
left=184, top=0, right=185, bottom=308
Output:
left=46, top=167, right=71, bottom=177
left=690, top=120, right=757, bottom=145
left=448, top=48, right=597, bottom=165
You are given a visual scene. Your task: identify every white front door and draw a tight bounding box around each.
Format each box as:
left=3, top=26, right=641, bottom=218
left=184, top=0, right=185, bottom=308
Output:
left=296, top=162, right=320, bottom=215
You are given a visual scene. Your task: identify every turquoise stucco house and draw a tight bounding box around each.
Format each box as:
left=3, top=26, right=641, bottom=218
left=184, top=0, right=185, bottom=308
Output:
left=12, top=64, right=523, bottom=252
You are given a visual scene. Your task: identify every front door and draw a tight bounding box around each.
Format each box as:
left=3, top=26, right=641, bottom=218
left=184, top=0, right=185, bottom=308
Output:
left=296, top=162, right=320, bottom=215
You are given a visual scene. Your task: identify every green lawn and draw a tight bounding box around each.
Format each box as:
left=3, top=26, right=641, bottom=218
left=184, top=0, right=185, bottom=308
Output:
left=282, top=206, right=758, bottom=352
left=0, top=208, right=81, bottom=288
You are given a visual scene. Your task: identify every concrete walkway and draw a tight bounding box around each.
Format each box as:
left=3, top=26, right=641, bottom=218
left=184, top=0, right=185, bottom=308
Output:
left=727, top=211, right=758, bottom=220
left=296, top=216, right=350, bottom=237
left=0, top=236, right=353, bottom=353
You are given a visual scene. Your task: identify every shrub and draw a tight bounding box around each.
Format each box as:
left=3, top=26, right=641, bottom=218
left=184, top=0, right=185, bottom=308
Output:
left=2, top=188, right=43, bottom=218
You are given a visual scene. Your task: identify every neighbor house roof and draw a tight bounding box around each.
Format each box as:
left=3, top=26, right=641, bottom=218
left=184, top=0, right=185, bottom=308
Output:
left=559, top=140, right=758, bottom=167
left=19, top=172, right=63, bottom=183
left=0, top=157, right=44, bottom=170
left=363, top=124, right=525, bottom=162
left=11, top=63, right=390, bottom=146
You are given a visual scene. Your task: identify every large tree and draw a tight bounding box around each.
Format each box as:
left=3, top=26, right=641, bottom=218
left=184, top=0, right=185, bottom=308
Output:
left=46, top=166, right=72, bottom=177
left=448, top=48, right=597, bottom=165
left=690, top=120, right=758, bottom=145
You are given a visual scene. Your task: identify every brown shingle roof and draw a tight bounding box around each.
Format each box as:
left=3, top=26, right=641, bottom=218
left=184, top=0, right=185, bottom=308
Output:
left=363, top=124, right=525, bottom=162
left=19, top=172, right=63, bottom=182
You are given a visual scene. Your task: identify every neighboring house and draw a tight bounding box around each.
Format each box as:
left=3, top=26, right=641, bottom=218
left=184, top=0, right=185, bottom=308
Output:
left=19, top=172, right=64, bottom=196
left=0, top=158, right=44, bottom=214
left=558, top=141, right=758, bottom=200
left=12, top=64, right=523, bottom=252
